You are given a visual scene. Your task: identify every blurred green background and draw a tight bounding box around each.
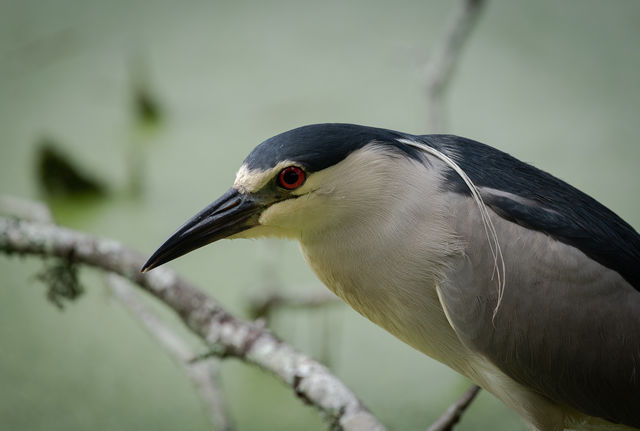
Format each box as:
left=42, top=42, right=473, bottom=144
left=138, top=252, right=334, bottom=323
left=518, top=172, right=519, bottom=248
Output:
left=1, top=0, right=639, bottom=430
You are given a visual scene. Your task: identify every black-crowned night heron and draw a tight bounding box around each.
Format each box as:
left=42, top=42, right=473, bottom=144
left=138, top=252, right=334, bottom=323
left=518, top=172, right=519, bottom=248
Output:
left=142, top=124, right=640, bottom=431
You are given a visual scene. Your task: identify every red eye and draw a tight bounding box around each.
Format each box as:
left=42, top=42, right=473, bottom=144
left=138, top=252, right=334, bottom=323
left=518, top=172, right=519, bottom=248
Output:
left=277, top=166, right=306, bottom=190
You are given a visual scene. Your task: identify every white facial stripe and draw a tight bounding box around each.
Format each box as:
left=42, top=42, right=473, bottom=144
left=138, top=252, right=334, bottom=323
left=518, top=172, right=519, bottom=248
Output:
left=233, top=160, right=299, bottom=193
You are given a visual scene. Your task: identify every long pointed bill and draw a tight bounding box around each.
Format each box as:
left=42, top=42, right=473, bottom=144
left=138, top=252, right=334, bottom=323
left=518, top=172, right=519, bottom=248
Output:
left=141, top=188, right=263, bottom=272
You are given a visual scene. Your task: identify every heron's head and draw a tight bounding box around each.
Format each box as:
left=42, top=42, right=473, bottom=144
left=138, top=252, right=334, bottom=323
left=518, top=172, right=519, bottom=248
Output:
left=142, top=123, right=428, bottom=272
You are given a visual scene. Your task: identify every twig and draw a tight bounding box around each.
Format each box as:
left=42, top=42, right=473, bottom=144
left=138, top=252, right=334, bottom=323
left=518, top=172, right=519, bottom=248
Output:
left=0, top=216, right=386, bottom=431
left=248, top=289, right=340, bottom=320
left=426, top=385, right=481, bottom=431
left=106, top=274, right=233, bottom=431
left=424, top=0, right=487, bottom=131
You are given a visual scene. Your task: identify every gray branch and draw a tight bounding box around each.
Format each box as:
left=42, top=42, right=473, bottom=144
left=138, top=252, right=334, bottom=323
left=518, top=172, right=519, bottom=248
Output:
left=424, top=0, right=487, bottom=131
left=426, top=385, right=481, bottom=431
left=106, top=274, right=233, bottom=431
left=0, top=195, right=231, bottom=430
left=0, top=216, right=385, bottom=431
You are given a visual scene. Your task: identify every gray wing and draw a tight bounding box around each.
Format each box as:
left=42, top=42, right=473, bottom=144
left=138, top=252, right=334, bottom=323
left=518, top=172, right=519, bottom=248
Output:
left=438, top=189, right=640, bottom=428
left=418, top=134, right=640, bottom=426
left=442, top=195, right=640, bottom=427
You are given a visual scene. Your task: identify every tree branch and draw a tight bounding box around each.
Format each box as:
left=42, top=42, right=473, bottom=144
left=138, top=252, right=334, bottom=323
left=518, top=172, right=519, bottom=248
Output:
left=0, top=216, right=386, bottom=431
left=106, top=274, right=233, bottom=431
left=426, top=385, right=481, bottom=431
left=424, top=0, right=487, bottom=131
left=0, top=195, right=231, bottom=430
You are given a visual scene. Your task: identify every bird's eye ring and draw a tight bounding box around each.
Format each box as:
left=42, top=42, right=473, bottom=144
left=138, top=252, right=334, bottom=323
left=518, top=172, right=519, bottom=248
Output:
left=277, top=166, right=306, bottom=190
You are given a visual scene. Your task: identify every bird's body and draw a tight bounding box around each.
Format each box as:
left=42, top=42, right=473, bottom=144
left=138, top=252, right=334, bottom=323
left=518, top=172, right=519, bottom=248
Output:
left=143, top=124, right=640, bottom=431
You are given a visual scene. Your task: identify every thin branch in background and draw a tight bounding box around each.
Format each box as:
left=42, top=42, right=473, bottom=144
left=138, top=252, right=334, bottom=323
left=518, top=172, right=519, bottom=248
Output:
left=248, top=289, right=341, bottom=321
left=426, top=385, right=481, bottom=431
left=0, top=215, right=387, bottom=431
left=421, top=3, right=486, bottom=424
left=424, top=0, right=487, bottom=131
left=248, top=288, right=343, bottom=368
left=106, top=274, right=233, bottom=431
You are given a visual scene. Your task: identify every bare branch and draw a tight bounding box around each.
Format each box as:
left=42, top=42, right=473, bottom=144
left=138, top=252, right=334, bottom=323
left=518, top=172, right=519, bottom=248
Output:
left=106, top=274, right=233, bottom=431
left=0, top=194, right=230, bottom=429
left=248, top=289, right=341, bottom=320
left=0, top=216, right=386, bottom=431
left=424, top=0, right=487, bottom=131
left=426, top=385, right=481, bottom=431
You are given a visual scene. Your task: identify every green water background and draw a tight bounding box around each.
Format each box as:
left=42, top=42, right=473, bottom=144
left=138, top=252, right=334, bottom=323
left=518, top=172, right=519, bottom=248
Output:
left=1, top=1, right=639, bottom=429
